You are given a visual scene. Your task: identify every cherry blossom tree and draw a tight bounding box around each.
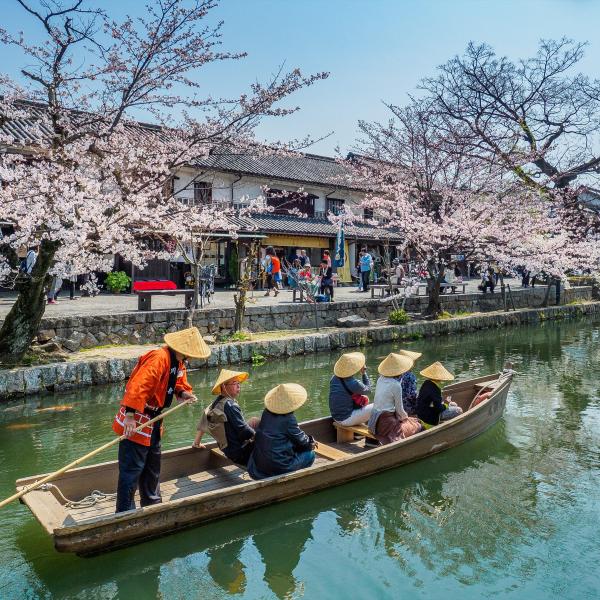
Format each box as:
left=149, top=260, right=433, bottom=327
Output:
left=356, top=100, right=600, bottom=317
left=0, top=0, right=327, bottom=364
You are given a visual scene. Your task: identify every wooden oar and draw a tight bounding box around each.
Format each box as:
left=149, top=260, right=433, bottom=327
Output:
left=0, top=400, right=193, bottom=510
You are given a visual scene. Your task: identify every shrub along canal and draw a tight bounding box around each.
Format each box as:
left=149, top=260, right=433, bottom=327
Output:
left=1, top=317, right=599, bottom=599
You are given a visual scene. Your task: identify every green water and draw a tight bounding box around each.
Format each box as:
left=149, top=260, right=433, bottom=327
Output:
left=1, top=319, right=600, bottom=599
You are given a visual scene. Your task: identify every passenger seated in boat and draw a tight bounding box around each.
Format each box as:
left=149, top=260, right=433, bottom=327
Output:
left=329, top=352, right=373, bottom=426
left=397, top=349, right=422, bottom=415
left=369, top=353, right=423, bottom=444
left=194, top=369, right=259, bottom=466
left=248, top=384, right=315, bottom=480
left=416, top=362, right=463, bottom=427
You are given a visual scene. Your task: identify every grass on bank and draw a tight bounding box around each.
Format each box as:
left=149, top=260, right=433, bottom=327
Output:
left=436, top=309, right=473, bottom=320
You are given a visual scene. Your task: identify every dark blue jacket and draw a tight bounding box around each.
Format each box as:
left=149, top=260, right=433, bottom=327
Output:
left=328, top=372, right=371, bottom=422
left=248, top=409, right=313, bottom=478
left=416, top=380, right=445, bottom=425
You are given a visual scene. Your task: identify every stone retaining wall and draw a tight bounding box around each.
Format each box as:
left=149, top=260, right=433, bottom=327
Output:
left=1, top=300, right=598, bottom=401
left=25, top=285, right=594, bottom=352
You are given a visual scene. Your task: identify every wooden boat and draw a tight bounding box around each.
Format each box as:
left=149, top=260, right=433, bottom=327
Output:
left=16, top=371, right=512, bottom=556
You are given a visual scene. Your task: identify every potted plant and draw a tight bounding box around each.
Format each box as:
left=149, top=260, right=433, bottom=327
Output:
left=105, top=271, right=131, bottom=294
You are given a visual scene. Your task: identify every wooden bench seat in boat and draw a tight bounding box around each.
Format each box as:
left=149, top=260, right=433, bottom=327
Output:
left=333, top=422, right=378, bottom=444
left=314, top=442, right=349, bottom=460
left=213, top=442, right=348, bottom=463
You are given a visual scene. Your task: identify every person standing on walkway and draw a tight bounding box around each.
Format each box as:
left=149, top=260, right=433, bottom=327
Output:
left=67, top=274, right=78, bottom=300
left=300, top=249, right=311, bottom=268
left=112, top=327, right=210, bottom=513
left=319, top=260, right=334, bottom=301
left=356, top=251, right=364, bottom=291
left=263, top=246, right=280, bottom=297
left=359, top=248, right=373, bottom=292
left=46, top=276, right=62, bottom=304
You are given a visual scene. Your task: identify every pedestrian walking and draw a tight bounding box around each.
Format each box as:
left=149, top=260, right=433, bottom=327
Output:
left=359, top=247, right=373, bottom=292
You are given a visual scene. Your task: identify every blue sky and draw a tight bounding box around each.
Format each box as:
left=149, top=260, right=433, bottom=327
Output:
left=2, top=0, right=599, bottom=155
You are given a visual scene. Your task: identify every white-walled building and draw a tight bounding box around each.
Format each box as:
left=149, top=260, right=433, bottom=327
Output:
left=125, top=151, right=401, bottom=286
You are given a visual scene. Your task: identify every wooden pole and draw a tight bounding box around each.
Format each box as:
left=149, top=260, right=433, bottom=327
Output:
left=0, top=400, right=193, bottom=510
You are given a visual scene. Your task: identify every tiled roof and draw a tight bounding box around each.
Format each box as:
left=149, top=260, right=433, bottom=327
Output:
left=0, top=99, right=162, bottom=147
left=192, top=152, right=360, bottom=190
left=0, top=102, right=54, bottom=146
left=229, top=213, right=401, bottom=242
left=2, top=101, right=363, bottom=190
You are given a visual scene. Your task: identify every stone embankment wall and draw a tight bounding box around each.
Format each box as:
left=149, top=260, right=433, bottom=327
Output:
left=1, top=300, right=598, bottom=401
left=20, top=285, right=594, bottom=352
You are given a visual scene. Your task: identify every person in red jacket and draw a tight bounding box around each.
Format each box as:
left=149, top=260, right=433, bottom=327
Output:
left=113, top=326, right=211, bottom=512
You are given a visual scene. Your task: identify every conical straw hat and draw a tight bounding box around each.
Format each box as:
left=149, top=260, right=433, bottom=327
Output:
left=334, top=352, right=366, bottom=378
left=398, top=349, right=423, bottom=361
left=212, top=369, right=249, bottom=395
left=419, top=361, right=455, bottom=381
left=264, top=383, right=308, bottom=414
left=164, top=327, right=211, bottom=360
left=378, top=353, right=414, bottom=377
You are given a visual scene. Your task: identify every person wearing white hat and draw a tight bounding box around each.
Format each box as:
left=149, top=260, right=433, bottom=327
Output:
left=193, top=369, right=258, bottom=466
left=369, top=353, right=423, bottom=444
left=416, top=362, right=463, bottom=426
left=328, top=352, right=373, bottom=426
left=247, top=384, right=315, bottom=480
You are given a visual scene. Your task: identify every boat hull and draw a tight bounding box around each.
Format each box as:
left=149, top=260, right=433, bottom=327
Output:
left=17, top=373, right=510, bottom=556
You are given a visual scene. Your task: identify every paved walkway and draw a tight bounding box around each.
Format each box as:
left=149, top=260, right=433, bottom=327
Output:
left=0, top=278, right=515, bottom=319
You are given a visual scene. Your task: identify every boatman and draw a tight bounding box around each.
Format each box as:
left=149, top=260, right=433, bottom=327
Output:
left=112, top=326, right=211, bottom=513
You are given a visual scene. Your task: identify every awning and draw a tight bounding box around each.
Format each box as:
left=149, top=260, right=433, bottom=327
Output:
left=262, top=234, right=329, bottom=249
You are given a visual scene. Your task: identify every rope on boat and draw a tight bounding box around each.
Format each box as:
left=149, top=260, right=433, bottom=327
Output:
left=40, top=483, right=117, bottom=508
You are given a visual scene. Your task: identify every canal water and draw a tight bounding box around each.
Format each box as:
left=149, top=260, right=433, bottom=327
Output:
left=1, top=318, right=599, bottom=599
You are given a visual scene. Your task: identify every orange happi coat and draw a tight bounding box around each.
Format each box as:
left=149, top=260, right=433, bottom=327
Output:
left=112, top=346, right=193, bottom=446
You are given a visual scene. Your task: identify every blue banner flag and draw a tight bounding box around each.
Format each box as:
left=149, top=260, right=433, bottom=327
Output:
left=333, top=220, right=345, bottom=267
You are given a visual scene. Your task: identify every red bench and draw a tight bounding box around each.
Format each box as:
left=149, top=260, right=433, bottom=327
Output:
left=133, top=280, right=194, bottom=311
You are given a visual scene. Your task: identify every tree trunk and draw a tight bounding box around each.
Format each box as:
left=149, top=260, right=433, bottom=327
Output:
left=0, top=240, right=58, bottom=365
left=424, top=274, right=443, bottom=318
left=499, top=273, right=507, bottom=311
left=233, top=288, right=246, bottom=332
left=185, top=263, right=200, bottom=328
left=541, top=281, right=553, bottom=307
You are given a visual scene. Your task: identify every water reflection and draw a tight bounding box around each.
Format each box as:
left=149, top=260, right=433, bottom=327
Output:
left=207, top=539, right=247, bottom=595
left=253, top=517, right=314, bottom=599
